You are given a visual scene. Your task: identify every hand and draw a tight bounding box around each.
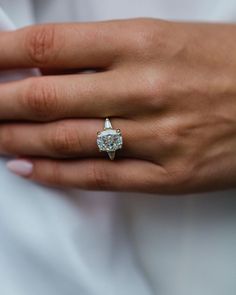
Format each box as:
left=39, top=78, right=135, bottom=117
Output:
left=1, top=18, right=236, bottom=194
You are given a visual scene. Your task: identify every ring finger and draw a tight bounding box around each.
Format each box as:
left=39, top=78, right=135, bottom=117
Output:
left=0, top=118, right=163, bottom=161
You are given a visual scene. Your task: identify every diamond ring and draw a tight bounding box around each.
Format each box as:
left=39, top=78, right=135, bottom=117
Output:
left=97, top=118, right=123, bottom=160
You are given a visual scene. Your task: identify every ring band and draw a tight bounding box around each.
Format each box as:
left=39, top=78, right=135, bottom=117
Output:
left=97, top=118, right=123, bottom=160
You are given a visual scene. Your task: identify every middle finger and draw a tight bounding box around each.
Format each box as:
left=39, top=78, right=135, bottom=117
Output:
left=0, top=71, right=145, bottom=121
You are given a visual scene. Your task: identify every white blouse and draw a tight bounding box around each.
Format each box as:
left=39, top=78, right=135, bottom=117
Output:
left=0, top=1, right=236, bottom=294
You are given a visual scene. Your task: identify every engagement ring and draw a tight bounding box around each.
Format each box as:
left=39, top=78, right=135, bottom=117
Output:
left=97, top=118, right=123, bottom=160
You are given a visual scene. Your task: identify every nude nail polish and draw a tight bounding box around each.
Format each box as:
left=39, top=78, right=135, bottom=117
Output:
left=6, top=159, right=33, bottom=177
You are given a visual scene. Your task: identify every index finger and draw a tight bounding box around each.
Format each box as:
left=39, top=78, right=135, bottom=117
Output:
left=0, top=21, right=125, bottom=69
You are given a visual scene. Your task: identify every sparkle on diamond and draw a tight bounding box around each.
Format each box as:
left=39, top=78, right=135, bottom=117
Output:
left=97, top=129, right=123, bottom=152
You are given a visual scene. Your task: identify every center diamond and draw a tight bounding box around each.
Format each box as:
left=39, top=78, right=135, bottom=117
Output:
left=97, top=129, right=123, bottom=152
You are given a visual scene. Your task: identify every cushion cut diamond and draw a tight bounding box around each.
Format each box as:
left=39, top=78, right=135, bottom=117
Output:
left=97, top=129, right=123, bottom=152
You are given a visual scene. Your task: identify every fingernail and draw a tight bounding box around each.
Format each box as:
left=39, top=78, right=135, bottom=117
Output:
left=6, top=159, right=33, bottom=177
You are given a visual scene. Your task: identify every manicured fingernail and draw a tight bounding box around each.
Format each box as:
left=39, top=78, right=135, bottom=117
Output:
left=6, top=159, right=33, bottom=177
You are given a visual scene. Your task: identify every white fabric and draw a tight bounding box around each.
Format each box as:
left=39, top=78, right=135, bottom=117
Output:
left=0, top=1, right=236, bottom=294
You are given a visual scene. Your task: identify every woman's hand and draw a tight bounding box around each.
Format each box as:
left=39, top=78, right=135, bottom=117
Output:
left=1, top=18, right=236, bottom=194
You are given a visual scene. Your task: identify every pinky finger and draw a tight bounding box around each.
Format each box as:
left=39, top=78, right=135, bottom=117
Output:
left=6, top=158, right=167, bottom=193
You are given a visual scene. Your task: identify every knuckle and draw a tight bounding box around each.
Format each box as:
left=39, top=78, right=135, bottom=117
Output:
left=22, top=78, right=59, bottom=120
left=129, top=19, right=166, bottom=56
left=86, top=161, right=111, bottom=190
left=144, top=69, right=164, bottom=100
left=163, top=162, right=193, bottom=192
left=0, top=126, right=14, bottom=154
left=134, top=68, right=169, bottom=111
left=50, top=122, right=81, bottom=156
left=135, top=30, right=155, bottom=54
left=161, top=123, right=180, bottom=150
left=45, top=161, right=63, bottom=185
left=24, top=25, right=56, bottom=65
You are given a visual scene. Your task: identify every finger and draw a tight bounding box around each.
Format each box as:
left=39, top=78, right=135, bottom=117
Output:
left=0, top=21, right=127, bottom=69
left=6, top=158, right=167, bottom=193
left=0, top=71, right=142, bottom=121
left=0, top=119, right=153, bottom=160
